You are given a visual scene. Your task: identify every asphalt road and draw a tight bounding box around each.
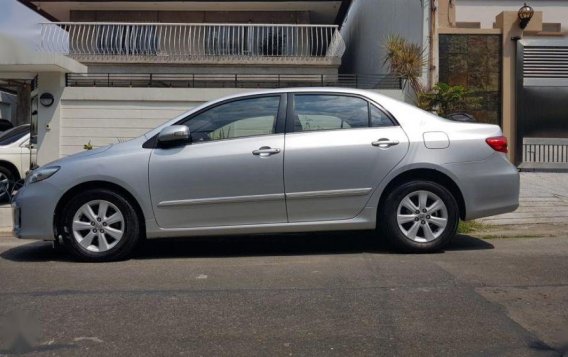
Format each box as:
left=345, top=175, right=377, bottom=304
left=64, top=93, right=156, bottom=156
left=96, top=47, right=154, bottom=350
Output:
left=1, top=232, right=567, bottom=356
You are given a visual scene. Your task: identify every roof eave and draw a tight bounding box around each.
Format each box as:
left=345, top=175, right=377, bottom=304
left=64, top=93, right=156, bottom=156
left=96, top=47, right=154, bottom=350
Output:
left=18, top=0, right=352, bottom=25
left=17, top=0, right=60, bottom=22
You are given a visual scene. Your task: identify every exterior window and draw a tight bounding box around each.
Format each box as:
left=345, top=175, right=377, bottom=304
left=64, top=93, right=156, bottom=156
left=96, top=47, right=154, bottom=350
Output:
left=293, top=95, right=369, bottom=132
left=370, top=105, right=394, bottom=127
left=182, top=96, right=280, bottom=142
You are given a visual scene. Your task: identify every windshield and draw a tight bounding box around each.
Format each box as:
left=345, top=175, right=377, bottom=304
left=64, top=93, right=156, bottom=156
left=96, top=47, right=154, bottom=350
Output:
left=0, top=125, right=30, bottom=146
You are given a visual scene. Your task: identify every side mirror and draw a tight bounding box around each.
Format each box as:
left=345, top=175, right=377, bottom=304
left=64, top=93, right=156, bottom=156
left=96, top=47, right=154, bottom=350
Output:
left=157, top=125, right=190, bottom=146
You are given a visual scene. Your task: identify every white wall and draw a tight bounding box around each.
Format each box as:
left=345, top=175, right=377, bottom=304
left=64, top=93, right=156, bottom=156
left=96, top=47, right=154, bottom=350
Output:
left=340, top=0, right=426, bottom=75
left=0, top=0, right=49, bottom=48
left=60, top=100, right=194, bottom=155
left=456, top=1, right=568, bottom=31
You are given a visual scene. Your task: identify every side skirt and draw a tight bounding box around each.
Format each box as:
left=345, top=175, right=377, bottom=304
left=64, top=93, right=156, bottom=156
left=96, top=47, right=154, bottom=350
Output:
left=145, top=207, right=377, bottom=239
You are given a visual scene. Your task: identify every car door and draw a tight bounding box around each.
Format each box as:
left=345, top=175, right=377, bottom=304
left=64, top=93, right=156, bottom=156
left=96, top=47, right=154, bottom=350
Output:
left=284, top=93, right=409, bottom=222
left=148, top=94, right=287, bottom=229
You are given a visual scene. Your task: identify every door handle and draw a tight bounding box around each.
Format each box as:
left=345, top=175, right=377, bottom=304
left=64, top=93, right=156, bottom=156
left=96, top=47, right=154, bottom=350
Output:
left=372, top=138, right=399, bottom=148
left=252, top=146, right=281, bottom=157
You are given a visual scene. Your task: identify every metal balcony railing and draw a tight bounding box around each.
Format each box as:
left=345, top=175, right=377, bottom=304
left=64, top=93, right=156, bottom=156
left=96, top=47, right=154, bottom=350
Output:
left=40, top=22, right=345, bottom=64
left=65, top=73, right=403, bottom=90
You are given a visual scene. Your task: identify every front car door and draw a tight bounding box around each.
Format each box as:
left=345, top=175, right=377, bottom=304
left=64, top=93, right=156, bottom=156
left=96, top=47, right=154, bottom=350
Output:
left=284, top=93, right=409, bottom=222
left=148, top=94, right=287, bottom=229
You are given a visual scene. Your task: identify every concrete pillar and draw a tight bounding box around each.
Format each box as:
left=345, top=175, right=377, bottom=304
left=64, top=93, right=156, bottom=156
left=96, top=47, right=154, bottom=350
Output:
left=36, top=72, right=65, bottom=165
left=495, top=11, right=542, bottom=163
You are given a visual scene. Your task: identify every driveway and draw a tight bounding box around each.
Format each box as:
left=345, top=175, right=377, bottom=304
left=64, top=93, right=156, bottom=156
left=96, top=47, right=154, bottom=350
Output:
left=1, top=233, right=567, bottom=356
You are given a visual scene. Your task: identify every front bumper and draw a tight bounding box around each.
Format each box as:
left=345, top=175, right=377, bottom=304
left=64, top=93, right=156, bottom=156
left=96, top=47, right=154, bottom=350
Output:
left=444, top=153, right=520, bottom=220
left=12, top=181, right=62, bottom=240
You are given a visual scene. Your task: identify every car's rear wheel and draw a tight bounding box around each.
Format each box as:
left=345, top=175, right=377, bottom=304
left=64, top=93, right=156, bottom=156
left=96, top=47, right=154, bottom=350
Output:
left=380, top=181, right=459, bottom=252
left=61, top=189, right=141, bottom=262
left=0, top=166, right=16, bottom=203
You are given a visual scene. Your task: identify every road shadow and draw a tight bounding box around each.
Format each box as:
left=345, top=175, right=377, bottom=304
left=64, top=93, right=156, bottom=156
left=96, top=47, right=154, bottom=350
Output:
left=1, top=232, right=493, bottom=263
left=446, top=234, right=495, bottom=251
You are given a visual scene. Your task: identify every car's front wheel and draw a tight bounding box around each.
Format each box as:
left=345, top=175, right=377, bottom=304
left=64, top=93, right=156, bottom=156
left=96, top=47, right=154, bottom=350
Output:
left=61, top=189, right=141, bottom=261
left=380, top=181, right=459, bottom=252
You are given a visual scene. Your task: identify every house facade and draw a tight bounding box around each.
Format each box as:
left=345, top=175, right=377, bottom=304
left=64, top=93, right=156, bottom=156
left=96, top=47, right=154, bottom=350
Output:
left=0, top=0, right=411, bottom=168
left=434, top=0, right=568, bottom=167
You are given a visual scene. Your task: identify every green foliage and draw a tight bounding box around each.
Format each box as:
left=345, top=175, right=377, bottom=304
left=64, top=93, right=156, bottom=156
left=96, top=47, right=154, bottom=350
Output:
left=418, top=83, right=482, bottom=117
left=383, top=34, right=427, bottom=95
left=83, top=140, right=93, bottom=150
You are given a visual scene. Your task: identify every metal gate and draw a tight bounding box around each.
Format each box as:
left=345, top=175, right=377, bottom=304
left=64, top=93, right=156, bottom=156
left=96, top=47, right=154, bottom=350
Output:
left=516, top=39, right=568, bottom=169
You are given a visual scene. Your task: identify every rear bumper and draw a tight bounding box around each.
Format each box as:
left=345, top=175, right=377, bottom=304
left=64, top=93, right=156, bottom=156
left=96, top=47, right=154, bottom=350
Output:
left=444, top=153, right=520, bottom=220
left=12, top=181, right=61, bottom=240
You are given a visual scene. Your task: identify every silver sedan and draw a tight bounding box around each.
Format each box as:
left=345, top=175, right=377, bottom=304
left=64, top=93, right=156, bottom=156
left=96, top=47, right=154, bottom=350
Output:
left=12, top=88, right=519, bottom=261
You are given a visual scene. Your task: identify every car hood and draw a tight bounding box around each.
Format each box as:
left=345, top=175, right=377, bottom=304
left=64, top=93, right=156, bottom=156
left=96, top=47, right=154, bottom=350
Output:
left=43, top=144, right=114, bottom=168
left=46, top=136, right=150, bottom=168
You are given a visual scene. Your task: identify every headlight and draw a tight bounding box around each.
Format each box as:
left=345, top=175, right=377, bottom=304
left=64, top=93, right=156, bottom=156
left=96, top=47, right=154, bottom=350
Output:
left=28, top=166, right=60, bottom=184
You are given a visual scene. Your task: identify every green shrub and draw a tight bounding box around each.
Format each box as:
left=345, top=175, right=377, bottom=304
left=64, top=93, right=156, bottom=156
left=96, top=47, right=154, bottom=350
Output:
left=418, top=82, right=482, bottom=117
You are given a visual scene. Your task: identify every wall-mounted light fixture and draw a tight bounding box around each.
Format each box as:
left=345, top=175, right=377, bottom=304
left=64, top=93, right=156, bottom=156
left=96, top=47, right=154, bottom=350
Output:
left=518, top=2, right=534, bottom=30
left=39, top=93, right=54, bottom=107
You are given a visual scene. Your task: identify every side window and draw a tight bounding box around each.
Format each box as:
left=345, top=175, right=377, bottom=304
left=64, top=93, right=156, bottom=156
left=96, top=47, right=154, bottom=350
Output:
left=370, top=105, right=395, bottom=127
left=293, top=95, right=369, bottom=132
left=182, top=96, right=280, bottom=142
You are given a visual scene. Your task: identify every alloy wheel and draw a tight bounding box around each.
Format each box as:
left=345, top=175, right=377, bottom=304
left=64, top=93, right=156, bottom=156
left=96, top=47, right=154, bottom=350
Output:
left=396, top=190, right=448, bottom=243
left=0, top=172, right=9, bottom=201
left=72, top=200, right=125, bottom=252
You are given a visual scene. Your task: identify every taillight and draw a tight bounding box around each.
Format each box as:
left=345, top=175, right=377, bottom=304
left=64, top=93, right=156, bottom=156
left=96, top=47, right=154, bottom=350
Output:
left=486, top=136, right=508, bottom=153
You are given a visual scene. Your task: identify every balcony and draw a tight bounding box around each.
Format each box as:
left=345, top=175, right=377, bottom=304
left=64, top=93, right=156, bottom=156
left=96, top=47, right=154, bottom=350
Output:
left=40, top=22, right=345, bottom=65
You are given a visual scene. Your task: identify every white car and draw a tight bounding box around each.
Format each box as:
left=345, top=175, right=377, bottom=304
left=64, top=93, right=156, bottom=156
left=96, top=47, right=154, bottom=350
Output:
left=0, top=125, right=32, bottom=202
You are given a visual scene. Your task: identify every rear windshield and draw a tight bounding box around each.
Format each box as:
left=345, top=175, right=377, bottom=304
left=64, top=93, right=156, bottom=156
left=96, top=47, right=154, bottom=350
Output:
left=0, top=125, right=30, bottom=146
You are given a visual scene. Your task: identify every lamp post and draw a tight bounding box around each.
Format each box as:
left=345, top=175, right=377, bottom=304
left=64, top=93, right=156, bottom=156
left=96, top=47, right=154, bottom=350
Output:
left=518, top=2, right=534, bottom=30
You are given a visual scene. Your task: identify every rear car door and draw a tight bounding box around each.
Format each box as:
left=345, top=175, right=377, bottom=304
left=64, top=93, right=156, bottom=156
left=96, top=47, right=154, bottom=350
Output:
left=284, top=93, right=409, bottom=222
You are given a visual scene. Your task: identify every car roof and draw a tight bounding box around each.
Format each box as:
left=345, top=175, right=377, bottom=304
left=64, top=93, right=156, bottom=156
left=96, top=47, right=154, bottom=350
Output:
left=211, top=87, right=381, bottom=99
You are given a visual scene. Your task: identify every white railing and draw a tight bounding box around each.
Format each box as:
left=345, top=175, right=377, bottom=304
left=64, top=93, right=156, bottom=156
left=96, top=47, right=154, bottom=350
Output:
left=40, top=22, right=345, bottom=63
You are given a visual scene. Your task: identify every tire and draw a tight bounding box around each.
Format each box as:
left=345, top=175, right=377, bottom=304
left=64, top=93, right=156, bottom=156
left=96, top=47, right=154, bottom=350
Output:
left=61, top=189, right=141, bottom=262
left=379, top=180, right=459, bottom=253
left=0, top=166, right=16, bottom=203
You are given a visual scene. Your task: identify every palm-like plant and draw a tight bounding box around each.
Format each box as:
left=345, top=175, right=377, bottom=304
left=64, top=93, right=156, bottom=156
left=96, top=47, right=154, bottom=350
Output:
left=383, top=35, right=427, bottom=96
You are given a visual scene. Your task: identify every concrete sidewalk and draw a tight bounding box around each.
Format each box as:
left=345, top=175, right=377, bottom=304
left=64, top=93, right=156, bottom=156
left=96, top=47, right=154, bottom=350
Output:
left=480, top=172, right=568, bottom=226
left=0, top=205, right=11, bottom=232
